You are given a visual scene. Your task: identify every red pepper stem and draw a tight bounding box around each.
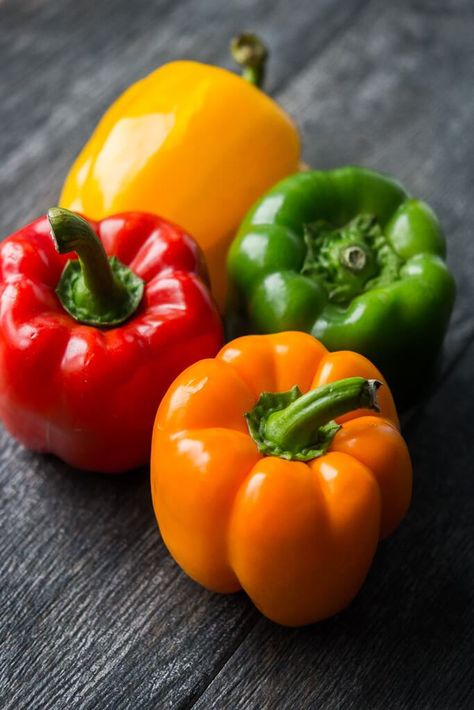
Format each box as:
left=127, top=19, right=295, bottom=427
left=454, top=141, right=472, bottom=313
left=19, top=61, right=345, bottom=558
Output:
left=264, top=377, right=381, bottom=455
left=48, top=207, right=144, bottom=327
left=230, top=33, right=268, bottom=88
left=48, top=208, right=124, bottom=307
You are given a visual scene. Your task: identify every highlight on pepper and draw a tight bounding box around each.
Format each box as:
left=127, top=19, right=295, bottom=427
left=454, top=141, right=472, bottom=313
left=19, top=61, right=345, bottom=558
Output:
left=227, top=166, right=456, bottom=407
left=151, top=331, right=412, bottom=627
left=0, top=208, right=223, bottom=473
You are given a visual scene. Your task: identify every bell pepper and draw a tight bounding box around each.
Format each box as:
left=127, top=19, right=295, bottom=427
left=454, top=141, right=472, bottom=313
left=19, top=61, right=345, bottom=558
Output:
left=227, top=166, right=456, bottom=406
left=0, top=208, right=223, bottom=473
left=59, top=35, right=300, bottom=310
left=151, top=331, right=412, bottom=626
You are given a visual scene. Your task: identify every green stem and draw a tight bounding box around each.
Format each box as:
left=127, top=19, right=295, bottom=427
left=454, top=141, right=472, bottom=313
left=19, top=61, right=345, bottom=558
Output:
left=266, top=377, right=380, bottom=452
left=230, top=33, right=268, bottom=88
left=340, top=245, right=368, bottom=273
left=246, top=377, right=381, bottom=461
left=49, top=208, right=125, bottom=306
left=48, top=207, right=144, bottom=327
left=301, top=215, right=402, bottom=306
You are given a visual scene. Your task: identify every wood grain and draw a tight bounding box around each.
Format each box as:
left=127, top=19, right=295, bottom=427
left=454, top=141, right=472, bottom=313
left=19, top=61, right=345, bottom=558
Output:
left=0, top=0, right=473, bottom=708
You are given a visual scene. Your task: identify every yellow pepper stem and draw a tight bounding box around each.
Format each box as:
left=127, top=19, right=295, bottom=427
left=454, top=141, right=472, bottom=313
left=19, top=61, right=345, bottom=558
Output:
left=230, top=33, right=268, bottom=88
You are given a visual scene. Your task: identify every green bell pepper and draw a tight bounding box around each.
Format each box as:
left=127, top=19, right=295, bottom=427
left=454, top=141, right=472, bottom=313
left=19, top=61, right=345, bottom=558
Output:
left=227, top=166, right=456, bottom=406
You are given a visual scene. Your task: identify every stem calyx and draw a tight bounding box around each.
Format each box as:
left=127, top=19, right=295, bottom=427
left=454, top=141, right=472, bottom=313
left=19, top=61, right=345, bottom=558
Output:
left=231, top=33, right=268, bottom=88
left=48, top=207, right=144, bottom=327
left=301, top=214, right=402, bottom=305
left=246, top=377, right=381, bottom=461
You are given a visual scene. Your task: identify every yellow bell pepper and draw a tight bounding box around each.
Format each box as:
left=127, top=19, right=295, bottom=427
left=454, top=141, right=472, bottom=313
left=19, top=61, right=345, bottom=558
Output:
left=59, top=35, right=300, bottom=308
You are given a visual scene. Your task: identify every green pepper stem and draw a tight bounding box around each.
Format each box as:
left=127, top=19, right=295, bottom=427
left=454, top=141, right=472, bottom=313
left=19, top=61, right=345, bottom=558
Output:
left=230, top=33, right=268, bottom=88
left=48, top=207, right=144, bottom=327
left=340, top=245, right=368, bottom=273
left=264, top=377, right=381, bottom=455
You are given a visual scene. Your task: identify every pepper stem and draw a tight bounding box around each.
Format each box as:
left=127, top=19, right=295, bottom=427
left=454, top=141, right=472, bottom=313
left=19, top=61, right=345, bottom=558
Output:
left=48, top=207, right=144, bottom=327
left=246, top=377, right=381, bottom=461
left=340, top=245, right=368, bottom=273
left=230, top=33, right=268, bottom=88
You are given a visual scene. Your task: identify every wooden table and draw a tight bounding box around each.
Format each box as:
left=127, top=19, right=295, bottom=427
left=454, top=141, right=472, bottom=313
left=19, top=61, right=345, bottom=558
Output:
left=1, top=1, right=473, bottom=707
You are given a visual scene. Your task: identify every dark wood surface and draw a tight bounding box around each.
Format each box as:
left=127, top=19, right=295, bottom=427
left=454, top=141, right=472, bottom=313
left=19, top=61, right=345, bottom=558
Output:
left=1, top=1, right=473, bottom=707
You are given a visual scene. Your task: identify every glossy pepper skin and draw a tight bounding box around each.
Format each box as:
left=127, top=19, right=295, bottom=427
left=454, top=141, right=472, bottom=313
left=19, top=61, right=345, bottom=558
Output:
left=151, top=331, right=412, bottom=626
left=59, top=59, right=300, bottom=310
left=228, top=166, right=456, bottom=406
left=0, top=211, right=223, bottom=473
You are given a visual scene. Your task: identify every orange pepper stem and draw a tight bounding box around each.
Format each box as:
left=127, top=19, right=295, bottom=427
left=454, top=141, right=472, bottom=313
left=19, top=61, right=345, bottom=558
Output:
left=230, top=33, right=268, bottom=88
left=48, top=207, right=144, bottom=327
left=247, top=377, right=381, bottom=461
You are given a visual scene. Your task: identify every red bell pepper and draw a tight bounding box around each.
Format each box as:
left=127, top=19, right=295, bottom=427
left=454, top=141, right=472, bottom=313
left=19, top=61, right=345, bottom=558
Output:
left=0, top=208, right=223, bottom=473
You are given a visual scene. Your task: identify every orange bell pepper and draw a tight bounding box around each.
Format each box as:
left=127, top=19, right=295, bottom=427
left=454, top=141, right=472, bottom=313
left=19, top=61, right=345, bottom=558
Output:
left=59, top=35, right=300, bottom=309
left=151, top=332, right=412, bottom=626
